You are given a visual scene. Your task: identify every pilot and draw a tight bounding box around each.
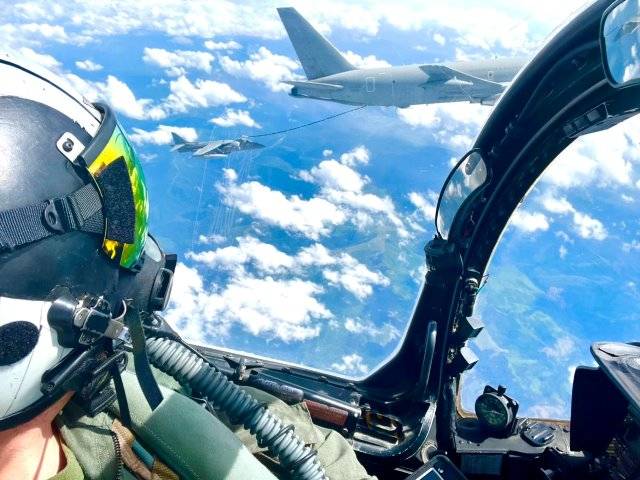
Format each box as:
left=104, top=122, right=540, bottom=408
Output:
left=0, top=53, right=374, bottom=480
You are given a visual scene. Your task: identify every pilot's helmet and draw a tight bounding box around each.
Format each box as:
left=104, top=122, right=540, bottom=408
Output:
left=0, top=51, right=172, bottom=430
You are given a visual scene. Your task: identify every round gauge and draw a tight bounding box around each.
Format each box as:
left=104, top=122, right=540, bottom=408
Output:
left=475, top=392, right=513, bottom=434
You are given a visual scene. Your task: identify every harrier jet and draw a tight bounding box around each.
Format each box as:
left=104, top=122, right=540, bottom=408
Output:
left=278, top=7, right=527, bottom=107
left=170, top=133, right=264, bottom=158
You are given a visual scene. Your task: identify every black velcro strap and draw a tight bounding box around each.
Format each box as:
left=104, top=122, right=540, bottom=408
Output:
left=0, top=203, right=52, bottom=251
left=0, top=183, right=103, bottom=253
left=68, top=182, right=104, bottom=234
left=124, top=305, right=163, bottom=410
left=93, top=158, right=135, bottom=244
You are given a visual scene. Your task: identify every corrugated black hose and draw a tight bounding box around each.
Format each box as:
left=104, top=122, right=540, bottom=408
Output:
left=145, top=335, right=328, bottom=480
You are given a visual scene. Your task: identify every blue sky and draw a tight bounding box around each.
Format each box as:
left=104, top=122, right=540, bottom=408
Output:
left=4, top=0, right=640, bottom=418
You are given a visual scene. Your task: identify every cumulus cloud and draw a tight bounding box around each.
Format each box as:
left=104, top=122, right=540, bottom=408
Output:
left=218, top=179, right=346, bottom=240
left=219, top=47, right=302, bottom=92
left=397, top=103, right=492, bottom=151
left=69, top=74, right=165, bottom=121
left=75, top=59, right=102, bottom=71
left=509, top=210, right=550, bottom=233
left=408, top=191, right=437, bottom=221
left=162, top=75, right=247, bottom=113
left=13, top=46, right=60, bottom=69
left=323, top=257, right=389, bottom=300
left=142, top=47, right=215, bottom=76
left=210, top=108, right=261, bottom=128
left=542, top=336, right=576, bottom=360
left=339, top=145, right=370, bottom=166
left=165, top=263, right=331, bottom=343
left=539, top=193, right=608, bottom=241
left=542, top=117, right=640, bottom=189
left=299, top=147, right=408, bottom=237
left=331, top=353, right=369, bottom=376
left=344, top=318, right=401, bottom=346
left=187, top=237, right=389, bottom=300
left=218, top=146, right=406, bottom=239
left=341, top=51, right=390, bottom=68
left=7, top=1, right=587, bottom=58
left=20, top=22, right=69, bottom=43
left=433, top=33, right=446, bottom=45
left=129, top=125, right=198, bottom=146
left=204, top=39, right=241, bottom=50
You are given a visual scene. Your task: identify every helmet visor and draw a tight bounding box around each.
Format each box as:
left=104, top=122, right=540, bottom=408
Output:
left=80, top=104, right=149, bottom=270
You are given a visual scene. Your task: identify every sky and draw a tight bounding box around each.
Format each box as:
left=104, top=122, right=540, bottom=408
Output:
left=3, top=0, right=640, bottom=418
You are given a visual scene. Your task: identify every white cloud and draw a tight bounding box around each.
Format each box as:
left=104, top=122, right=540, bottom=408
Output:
left=90, top=75, right=164, bottom=120
left=165, top=263, right=331, bottom=343
left=142, top=47, right=215, bottom=76
left=220, top=146, right=407, bottom=239
left=162, top=75, right=247, bottom=113
left=433, top=33, right=446, bottom=45
left=408, top=191, right=437, bottom=221
left=509, top=210, right=549, bottom=233
left=573, top=212, right=607, bottom=241
left=20, top=23, right=69, bottom=43
left=302, top=159, right=367, bottom=193
left=17, top=46, right=61, bottom=69
left=7, top=1, right=586, bottom=57
left=527, top=401, right=567, bottom=420
left=341, top=51, right=391, bottom=68
left=344, top=318, right=400, bottom=346
left=542, top=336, right=575, bottom=360
left=559, top=245, right=568, bottom=259
left=623, top=240, right=640, bottom=252
left=331, top=353, right=369, bottom=375
left=187, top=237, right=389, bottom=300
left=541, top=195, right=574, bottom=214
left=198, top=234, right=226, bottom=245
left=218, top=178, right=346, bottom=240
left=299, top=148, right=408, bottom=237
left=542, top=117, right=640, bottom=189
left=204, top=39, right=241, bottom=50
left=75, top=59, right=102, bottom=71
left=211, top=108, right=261, bottom=128
left=188, top=236, right=295, bottom=275
left=539, top=193, right=608, bottom=241
left=219, top=47, right=302, bottom=92
left=129, top=125, right=198, bottom=146
left=397, top=103, right=491, bottom=152
left=339, top=145, right=370, bottom=166
left=323, top=255, right=389, bottom=300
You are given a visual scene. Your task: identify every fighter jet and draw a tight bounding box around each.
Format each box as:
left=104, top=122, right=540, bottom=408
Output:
left=277, top=7, right=527, bottom=107
left=170, top=133, right=265, bottom=158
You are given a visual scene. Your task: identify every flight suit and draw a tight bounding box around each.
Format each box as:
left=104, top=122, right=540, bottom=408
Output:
left=50, top=368, right=376, bottom=480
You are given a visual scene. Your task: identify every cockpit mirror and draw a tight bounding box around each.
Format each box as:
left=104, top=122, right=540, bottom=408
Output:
left=601, top=0, right=640, bottom=87
left=435, top=150, right=488, bottom=240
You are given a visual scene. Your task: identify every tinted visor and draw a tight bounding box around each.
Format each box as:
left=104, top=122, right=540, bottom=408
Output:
left=80, top=103, right=149, bottom=270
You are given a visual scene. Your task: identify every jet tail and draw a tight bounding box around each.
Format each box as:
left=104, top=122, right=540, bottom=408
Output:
left=277, top=7, right=354, bottom=80
left=171, top=132, right=186, bottom=145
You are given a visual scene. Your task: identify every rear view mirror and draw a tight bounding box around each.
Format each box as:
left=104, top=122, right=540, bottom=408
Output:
left=601, top=0, right=640, bottom=86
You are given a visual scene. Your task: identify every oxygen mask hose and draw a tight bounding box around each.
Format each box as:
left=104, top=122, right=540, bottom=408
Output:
left=145, top=335, right=328, bottom=480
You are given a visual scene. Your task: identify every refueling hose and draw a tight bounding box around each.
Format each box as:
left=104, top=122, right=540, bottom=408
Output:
left=145, top=336, right=328, bottom=480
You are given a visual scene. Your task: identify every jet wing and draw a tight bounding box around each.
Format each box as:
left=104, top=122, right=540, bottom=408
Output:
left=284, top=80, right=344, bottom=91
left=194, top=141, right=226, bottom=156
left=419, top=65, right=504, bottom=90
left=238, top=140, right=265, bottom=150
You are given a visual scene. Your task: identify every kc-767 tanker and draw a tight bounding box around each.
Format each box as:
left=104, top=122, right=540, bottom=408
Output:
left=278, top=7, right=526, bottom=107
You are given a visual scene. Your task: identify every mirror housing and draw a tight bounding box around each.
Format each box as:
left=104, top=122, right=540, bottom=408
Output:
left=601, top=0, right=640, bottom=87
